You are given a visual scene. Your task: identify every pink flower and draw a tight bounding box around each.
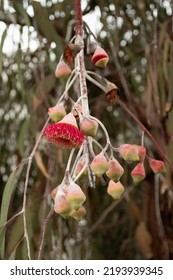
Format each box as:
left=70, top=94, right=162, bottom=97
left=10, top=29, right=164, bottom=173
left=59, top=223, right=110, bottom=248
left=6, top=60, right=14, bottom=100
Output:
left=43, top=113, right=84, bottom=148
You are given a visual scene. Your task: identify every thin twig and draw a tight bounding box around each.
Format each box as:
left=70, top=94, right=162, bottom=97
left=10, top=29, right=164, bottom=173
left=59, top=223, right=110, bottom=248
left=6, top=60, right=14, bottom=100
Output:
left=86, top=185, right=134, bottom=235
left=58, top=71, right=79, bottom=104
left=0, top=210, right=23, bottom=230
left=37, top=208, right=54, bottom=260
left=86, top=73, right=106, bottom=92
left=22, top=117, right=50, bottom=260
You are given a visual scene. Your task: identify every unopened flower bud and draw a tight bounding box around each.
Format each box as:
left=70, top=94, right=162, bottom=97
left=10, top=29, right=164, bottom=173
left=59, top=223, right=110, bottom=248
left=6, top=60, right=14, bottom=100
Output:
left=148, top=159, right=166, bottom=173
left=59, top=112, right=78, bottom=127
left=54, top=188, right=71, bottom=218
left=55, top=60, right=71, bottom=79
left=91, top=46, right=109, bottom=68
left=51, top=186, right=59, bottom=200
left=80, top=117, right=98, bottom=137
left=90, top=153, right=109, bottom=177
left=48, top=103, right=66, bottom=122
left=70, top=206, right=86, bottom=221
left=137, top=145, right=146, bottom=161
left=106, top=157, right=124, bottom=182
left=107, top=180, right=125, bottom=199
left=131, top=162, right=146, bottom=184
left=66, top=181, right=86, bottom=210
left=118, top=144, right=139, bottom=161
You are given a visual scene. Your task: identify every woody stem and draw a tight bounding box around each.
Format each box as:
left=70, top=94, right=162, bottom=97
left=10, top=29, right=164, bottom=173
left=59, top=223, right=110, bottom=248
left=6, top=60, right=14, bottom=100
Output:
left=74, top=0, right=89, bottom=116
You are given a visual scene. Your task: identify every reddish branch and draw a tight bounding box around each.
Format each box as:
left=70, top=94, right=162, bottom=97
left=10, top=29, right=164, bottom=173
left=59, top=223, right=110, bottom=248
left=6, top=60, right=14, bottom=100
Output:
left=74, top=0, right=83, bottom=36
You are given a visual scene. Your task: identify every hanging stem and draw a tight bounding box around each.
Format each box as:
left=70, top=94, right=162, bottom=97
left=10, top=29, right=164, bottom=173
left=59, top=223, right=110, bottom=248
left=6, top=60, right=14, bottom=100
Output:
left=74, top=0, right=89, bottom=116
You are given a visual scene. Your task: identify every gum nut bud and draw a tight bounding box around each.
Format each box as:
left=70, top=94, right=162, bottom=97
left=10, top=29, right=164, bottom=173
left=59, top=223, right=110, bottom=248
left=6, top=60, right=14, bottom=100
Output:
left=106, top=158, right=124, bottom=182
left=91, top=46, right=109, bottom=68
left=54, top=190, right=71, bottom=218
left=136, top=145, right=146, bottom=161
left=59, top=112, right=78, bottom=127
left=70, top=206, right=86, bottom=221
left=90, top=153, right=109, bottom=177
left=149, top=159, right=166, bottom=174
left=80, top=117, right=98, bottom=137
left=107, top=180, right=125, bottom=199
left=131, top=162, right=146, bottom=184
left=48, top=103, right=66, bottom=122
left=55, top=60, right=71, bottom=79
left=66, top=181, right=86, bottom=210
left=51, top=186, right=59, bottom=200
left=118, top=144, right=139, bottom=161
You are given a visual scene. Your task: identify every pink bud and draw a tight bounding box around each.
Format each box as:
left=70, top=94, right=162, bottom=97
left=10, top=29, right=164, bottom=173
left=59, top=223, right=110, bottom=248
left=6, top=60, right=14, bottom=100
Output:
left=91, top=46, right=109, bottom=68
left=107, top=180, right=125, bottom=199
left=80, top=117, right=98, bottom=137
left=55, top=60, right=71, bottom=78
left=48, top=103, right=66, bottom=122
left=90, top=153, right=109, bottom=177
left=106, top=157, right=124, bottom=182
left=148, top=159, right=166, bottom=174
left=131, top=162, right=146, bottom=184
left=118, top=144, right=139, bottom=161
left=54, top=188, right=72, bottom=218
left=59, top=112, right=78, bottom=127
left=66, top=181, right=86, bottom=210
left=70, top=206, right=86, bottom=221
left=137, top=145, right=146, bottom=161
left=51, top=185, right=59, bottom=200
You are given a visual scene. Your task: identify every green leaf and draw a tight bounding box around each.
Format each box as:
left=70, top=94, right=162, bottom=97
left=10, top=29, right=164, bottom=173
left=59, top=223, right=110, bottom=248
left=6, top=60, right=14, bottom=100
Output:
left=14, top=2, right=31, bottom=27
left=32, top=1, right=63, bottom=56
left=17, top=119, right=31, bottom=156
left=0, top=170, right=17, bottom=258
left=0, top=28, right=7, bottom=72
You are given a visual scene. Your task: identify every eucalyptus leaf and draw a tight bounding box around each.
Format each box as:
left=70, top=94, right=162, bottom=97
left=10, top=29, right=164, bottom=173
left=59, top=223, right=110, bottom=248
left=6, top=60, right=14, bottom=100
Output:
left=0, top=171, right=17, bottom=258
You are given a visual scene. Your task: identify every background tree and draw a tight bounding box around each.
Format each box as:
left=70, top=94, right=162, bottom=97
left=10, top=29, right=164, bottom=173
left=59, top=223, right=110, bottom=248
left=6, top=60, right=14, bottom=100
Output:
left=0, top=0, right=173, bottom=260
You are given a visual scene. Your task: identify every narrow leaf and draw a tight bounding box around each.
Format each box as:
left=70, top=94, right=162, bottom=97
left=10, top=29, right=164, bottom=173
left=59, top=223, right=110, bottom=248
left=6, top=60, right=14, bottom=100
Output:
left=0, top=28, right=7, bottom=72
left=0, top=170, right=17, bottom=258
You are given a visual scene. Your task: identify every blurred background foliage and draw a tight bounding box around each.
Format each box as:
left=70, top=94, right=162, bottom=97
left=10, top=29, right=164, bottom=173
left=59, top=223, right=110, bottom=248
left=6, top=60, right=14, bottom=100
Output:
left=0, top=0, right=173, bottom=260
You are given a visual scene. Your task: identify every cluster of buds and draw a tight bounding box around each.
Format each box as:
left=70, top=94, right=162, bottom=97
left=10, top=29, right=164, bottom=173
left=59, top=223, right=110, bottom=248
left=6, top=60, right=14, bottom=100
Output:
left=51, top=173, right=86, bottom=220
left=42, top=20, right=166, bottom=221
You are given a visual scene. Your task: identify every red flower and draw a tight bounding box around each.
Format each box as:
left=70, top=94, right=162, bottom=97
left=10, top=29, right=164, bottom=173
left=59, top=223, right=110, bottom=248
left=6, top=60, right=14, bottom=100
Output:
left=43, top=123, right=84, bottom=148
left=44, top=113, right=84, bottom=148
